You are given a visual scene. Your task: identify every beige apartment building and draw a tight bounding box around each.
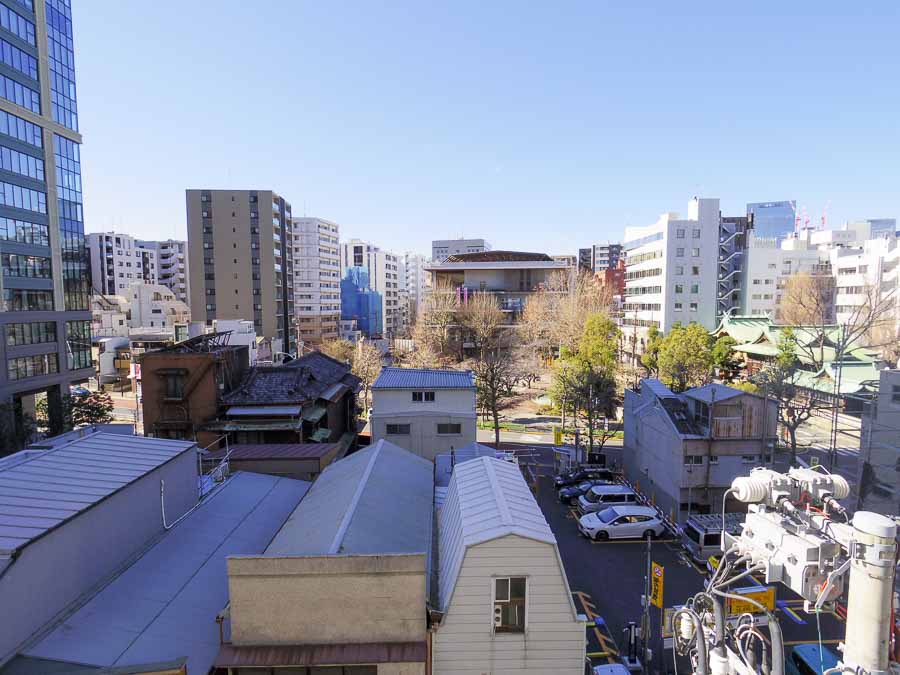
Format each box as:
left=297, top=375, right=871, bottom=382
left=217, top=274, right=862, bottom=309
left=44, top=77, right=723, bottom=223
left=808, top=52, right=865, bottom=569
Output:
left=187, top=189, right=295, bottom=355
left=293, top=217, right=342, bottom=344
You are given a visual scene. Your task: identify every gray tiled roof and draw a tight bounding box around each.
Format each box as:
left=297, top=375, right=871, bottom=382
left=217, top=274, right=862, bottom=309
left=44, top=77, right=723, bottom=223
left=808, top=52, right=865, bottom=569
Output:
left=373, top=367, right=475, bottom=390
left=0, top=433, right=195, bottom=555
left=223, top=351, right=360, bottom=405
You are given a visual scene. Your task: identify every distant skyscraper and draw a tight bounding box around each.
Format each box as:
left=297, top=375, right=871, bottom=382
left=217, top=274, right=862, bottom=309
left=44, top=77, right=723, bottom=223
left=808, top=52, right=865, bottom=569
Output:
left=340, top=266, right=383, bottom=337
left=0, top=0, right=94, bottom=444
left=867, top=218, right=897, bottom=239
left=747, top=201, right=796, bottom=239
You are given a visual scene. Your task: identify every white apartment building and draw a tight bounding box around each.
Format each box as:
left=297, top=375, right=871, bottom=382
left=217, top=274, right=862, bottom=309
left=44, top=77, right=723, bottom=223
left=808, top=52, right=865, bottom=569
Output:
left=91, top=282, right=190, bottom=338
left=404, top=252, right=429, bottom=320
left=292, top=217, right=342, bottom=344
left=431, top=237, right=491, bottom=262
left=739, top=235, right=825, bottom=317
left=340, top=238, right=407, bottom=338
left=87, top=232, right=157, bottom=296
left=135, top=239, right=190, bottom=305
left=623, top=198, right=721, bottom=347
left=829, top=234, right=899, bottom=330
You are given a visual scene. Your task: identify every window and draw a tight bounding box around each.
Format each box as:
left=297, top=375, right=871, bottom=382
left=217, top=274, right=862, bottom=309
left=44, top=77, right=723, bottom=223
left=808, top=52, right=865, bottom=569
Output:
left=163, top=372, right=187, bottom=399
left=674, top=284, right=683, bottom=294
left=742, top=455, right=759, bottom=464
left=691, top=266, right=700, bottom=275
left=676, top=247, right=685, bottom=257
left=6, top=321, right=56, bottom=346
left=7, top=353, right=58, bottom=381
left=412, top=391, right=435, bottom=402
left=689, top=302, right=698, bottom=311
left=684, top=455, right=703, bottom=465
left=691, top=248, right=700, bottom=257
left=493, top=577, right=526, bottom=633
left=425, top=391, right=435, bottom=402
left=386, top=423, right=410, bottom=435
left=674, top=302, right=683, bottom=311
left=676, top=229, right=685, bottom=239
left=692, top=228, right=701, bottom=238
left=708, top=455, right=719, bottom=464
left=891, top=385, right=900, bottom=404
left=690, top=283, right=699, bottom=294
left=675, top=265, right=684, bottom=275
left=437, top=423, right=461, bottom=435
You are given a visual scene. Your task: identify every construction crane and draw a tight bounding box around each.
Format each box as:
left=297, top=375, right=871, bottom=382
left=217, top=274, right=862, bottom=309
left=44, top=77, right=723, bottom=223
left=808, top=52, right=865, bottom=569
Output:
left=671, top=466, right=897, bottom=675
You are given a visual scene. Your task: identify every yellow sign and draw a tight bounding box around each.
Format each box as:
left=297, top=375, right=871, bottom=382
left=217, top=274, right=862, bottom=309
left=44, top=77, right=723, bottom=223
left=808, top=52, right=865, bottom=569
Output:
left=650, top=562, right=665, bottom=608
left=726, top=586, right=776, bottom=616
left=553, top=426, right=562, bottom=445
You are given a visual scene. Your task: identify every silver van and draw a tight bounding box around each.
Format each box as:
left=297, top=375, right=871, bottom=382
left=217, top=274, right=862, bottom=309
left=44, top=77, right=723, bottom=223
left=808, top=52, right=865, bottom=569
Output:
left=681, top=513, right=744, bottom=562
left=577, top=484, right=638, bottom=515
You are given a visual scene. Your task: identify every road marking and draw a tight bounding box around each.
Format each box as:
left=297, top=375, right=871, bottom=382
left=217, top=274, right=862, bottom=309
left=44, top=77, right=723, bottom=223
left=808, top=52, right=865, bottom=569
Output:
left=777, top=601, right=807, bottom=625
left=573, top=591, right=619, bottom=664
left=590, top=538, right=678, bottom=546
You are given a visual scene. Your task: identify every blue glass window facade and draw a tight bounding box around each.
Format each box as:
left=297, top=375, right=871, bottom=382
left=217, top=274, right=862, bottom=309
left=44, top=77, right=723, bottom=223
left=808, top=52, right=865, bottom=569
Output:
left=747, top=201, right=796, bottom=239
left=54, top=133, right=88, bottom=310
left=0, top=4, right=35, bottom=45
left=0, top=144, right=43, bottom=180
left=0, top=109, right=41, bottom=146
left=0, top=180, right=45, bottom=212
left=0, top=73, right=40, bottom=112
left=45, top=0, right=77, bottom=130
left=0, top=216, right=47, bottom=244
left=0, top=37, right=37, bottom=79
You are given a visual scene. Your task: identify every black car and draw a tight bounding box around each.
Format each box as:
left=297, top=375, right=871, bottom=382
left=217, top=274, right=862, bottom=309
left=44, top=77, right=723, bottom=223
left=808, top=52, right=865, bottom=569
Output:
left=558, top=479, right=614, bottom=505
left=553, top=466, right=616, bottom=488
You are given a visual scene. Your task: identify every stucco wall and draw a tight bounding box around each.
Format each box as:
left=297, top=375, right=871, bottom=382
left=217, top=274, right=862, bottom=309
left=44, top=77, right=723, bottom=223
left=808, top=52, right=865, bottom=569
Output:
left=371, top=414, right=476, bottom=461
left=227, top=553, right=426, bottom=645
left=373, top=389, right=475, bottom=416
left=0, top=448, right=197, bottom=665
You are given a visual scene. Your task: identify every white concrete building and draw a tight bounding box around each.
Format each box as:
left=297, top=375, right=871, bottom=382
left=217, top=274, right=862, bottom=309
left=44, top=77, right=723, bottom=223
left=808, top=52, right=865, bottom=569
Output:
left=623, top=380, right=777, bottom=521
left=135, top=239, right=190, bottom=305
left=739, top=235, right=825, bottom=317
left=86, top=231, right=157, bottom=296
left=91, top=283, right=190, bottom=338
left=828, top=234, right=899, bottom=331
left=371, top=367, right=476, bottom=461
left=432, top=238, right=491, bottom=262
left=623, top=198, right=721, bottom=346
left=292, top=217, right=342, bottom=344
left=433, top=455, right=585, bottom=674
left=858, top=369, right=900, bottom=515
left=404, top=253, right=429, bottom=321
left=340, top=238, right=407, bottom=337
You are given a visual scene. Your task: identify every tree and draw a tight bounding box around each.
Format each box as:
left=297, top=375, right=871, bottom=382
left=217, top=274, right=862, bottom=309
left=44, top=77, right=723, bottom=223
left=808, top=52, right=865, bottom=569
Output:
left=319, top=339, right=355, bottom=365
left=732, top=381, right=759, bottom=394
left=71, top=391, right=114, bottom=427
left=459, top=292, right=504, bottom=359
left=415, top=280, right=459, bottom=359
left=755, top=328, right=820, bottom=467
left=712, top=335, right=740, bottom=382
left=776, top=272, right=834, bottom=368
left=470, top=348, right=516, bottom=449
left=0, top=401, right=35, bottom=454
left=352, top=341, right=382, bottom=415
left=657, top=322, right=714, bottom=392
left=641, top=325, right=662, bottom=376
left=511, top=345, right=542, bottom=389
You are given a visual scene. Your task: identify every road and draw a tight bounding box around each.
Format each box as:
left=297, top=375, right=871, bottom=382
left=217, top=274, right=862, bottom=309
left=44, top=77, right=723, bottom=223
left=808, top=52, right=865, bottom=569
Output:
left=507, top=444, right=848, bottom=673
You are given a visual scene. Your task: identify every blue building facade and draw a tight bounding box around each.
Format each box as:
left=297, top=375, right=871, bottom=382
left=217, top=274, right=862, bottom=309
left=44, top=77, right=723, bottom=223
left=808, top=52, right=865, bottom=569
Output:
left=341, top=266, right=383, bottom=337
left=747, top=201, right=796, bottom=240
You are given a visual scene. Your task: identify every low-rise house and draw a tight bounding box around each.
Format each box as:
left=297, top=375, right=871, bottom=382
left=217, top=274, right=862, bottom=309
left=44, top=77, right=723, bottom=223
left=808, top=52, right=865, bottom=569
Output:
left=202, top=441, right=347, bottom=481
left=623, top=379, right=778, bottom=521
left=0, top=430, right=310, bottom=674
left=206, top=351, right=360, bottom=446
left=371, top=367, right=476, bottom=461
left=218, top=440, right=433, bottom=674
left=433, top=455, right=586, bottom=673
left=858, top=369, right=900, bottom=514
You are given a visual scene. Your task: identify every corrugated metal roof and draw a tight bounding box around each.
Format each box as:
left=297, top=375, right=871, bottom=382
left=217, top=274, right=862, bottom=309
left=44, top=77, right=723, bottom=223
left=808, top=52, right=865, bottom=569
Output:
left=434, top=442, right=500, bottom=488
left=642, top=379, right=676, bottom=399
left=22, top=472, right=310, bottom=675
left=204, top=443, right=340, bottom=461
left=438, top=457, right=555, bottom=611
left=373, top=367, right=475, bottom=390
left=215, top=641, right=427, bottom=668
left=226, top=405, right=302, bottom=416
left=683, top=383, right=744, bottom=404
left=0, top=433, right=195, bottom=555
left=265, top=440, right=433, bottom=556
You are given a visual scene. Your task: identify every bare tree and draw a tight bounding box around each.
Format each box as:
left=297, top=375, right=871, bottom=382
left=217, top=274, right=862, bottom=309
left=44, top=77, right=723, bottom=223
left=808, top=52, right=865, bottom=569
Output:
left=459, top=291, right=504, bottom=358
left=320, top=339, right=355, bottom=364
left=469, top=348, right=515, bottom=449
left=352, top=341, right=382, bottom=416
left=414, top=280, right=459, bottom=358
left=776, top=271, right=835, bottom=367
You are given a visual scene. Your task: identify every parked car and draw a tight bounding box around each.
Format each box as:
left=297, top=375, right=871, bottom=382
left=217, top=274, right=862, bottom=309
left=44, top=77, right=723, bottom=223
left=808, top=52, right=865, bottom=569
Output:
left=681, top=513, right=745, bottom=563
left=558, top=479, right=614, bottom=505
left=786, top=644, right=839, bottom=675
left=577, top=484, right=638, bottom=515
left=579, top=505, right=666, bottom=541
left=554, top=466, right=616, bottom=488
left=69, top=386, right=90, bottom=398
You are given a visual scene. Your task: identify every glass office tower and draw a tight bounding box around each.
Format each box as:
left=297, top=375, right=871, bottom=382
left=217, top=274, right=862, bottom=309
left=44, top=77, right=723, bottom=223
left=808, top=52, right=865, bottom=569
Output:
left=0, top=0, right=92, bottom=450
left=747, top=201, right=796, bottom=239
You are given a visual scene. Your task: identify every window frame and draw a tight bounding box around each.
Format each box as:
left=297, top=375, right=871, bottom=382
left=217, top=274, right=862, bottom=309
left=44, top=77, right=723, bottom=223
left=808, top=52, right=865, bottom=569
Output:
left=385, top=423, right=411, bottom=435
left=437, top=422, right=462, bottom=435
left=492, top=576, right=527, bottom=634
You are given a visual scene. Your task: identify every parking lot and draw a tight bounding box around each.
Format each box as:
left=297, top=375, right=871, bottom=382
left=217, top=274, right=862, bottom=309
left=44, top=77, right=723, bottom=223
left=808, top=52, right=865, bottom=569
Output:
left=524, top=446, right=848, bottom=672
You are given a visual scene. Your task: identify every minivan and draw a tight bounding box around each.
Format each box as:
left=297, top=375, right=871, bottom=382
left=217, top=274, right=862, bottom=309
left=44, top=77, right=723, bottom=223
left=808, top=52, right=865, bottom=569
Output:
left=681, top=513, right=744, bottom=562
left=577, top=484, right=638, bottom=515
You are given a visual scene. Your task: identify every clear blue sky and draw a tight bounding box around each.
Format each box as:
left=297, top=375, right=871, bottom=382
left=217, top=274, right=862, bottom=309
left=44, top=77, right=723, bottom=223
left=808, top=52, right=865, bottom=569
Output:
left=75, top=1, right=900, bottom=255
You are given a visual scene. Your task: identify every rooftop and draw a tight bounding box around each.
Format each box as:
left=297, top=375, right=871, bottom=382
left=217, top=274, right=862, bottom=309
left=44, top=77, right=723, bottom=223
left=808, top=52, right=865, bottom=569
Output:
left=11, top=472, right=310, bottom=675
left=373, top=367, right=475, bottom=390
left=438, top=457, right=555, bottom=611
left=265, top=440, right=433, bottom=556
left=683, top=383, right=744, bottom=404
left=443, top=250, right=554, bottom=263
left=223, top=351, right=359, bottom=406
left=0, top=433, right=195, bottom=556
left=204, top=443, right=341, bottom=462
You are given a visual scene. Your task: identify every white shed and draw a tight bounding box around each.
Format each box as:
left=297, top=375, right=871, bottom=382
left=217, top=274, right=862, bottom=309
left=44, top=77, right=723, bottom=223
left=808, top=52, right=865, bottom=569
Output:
left=434, top=456, right=585, bottom=674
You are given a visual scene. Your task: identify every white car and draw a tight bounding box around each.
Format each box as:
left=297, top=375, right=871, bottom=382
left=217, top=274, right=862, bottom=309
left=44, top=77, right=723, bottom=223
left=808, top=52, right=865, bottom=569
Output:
left=578, top=505, right=666, bottom=541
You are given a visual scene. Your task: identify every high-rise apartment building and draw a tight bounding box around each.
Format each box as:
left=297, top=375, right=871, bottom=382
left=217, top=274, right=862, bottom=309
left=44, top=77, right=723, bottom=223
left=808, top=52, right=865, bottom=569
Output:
left=737, top=235, right=826, bottom=317
left=577, top=243, right=624, bottom=275
left=0, top=0, right=93, bottom=440
left=292, top=217, right=341, bottom=345
left=431, top=238, right=490, bottom=262
left=187, top=190, right=295, bottom=355
left=135, top=239, right=190, bottom=305
left=747, top=200, right=796, bottom=239
left=340, top=239, right=406, bottom=337
left=404, top=252, right=428, bottom=320
left=622, top=198, right=721, bottom=355
left=87, top=232, right=156, bottom=295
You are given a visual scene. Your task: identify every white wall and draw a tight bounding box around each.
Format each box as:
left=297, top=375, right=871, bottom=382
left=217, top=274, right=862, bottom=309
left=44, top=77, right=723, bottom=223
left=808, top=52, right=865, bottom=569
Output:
left=371, top=414, right=476, bottom=461
left=374, top=388, right=475, bottom=415
left=432, top=534, right=584, bottom=675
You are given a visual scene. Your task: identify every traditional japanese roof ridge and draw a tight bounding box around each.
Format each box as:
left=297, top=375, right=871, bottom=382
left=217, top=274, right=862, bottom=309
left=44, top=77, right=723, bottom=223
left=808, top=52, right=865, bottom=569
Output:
left=443, top=250, right=554, bottom=263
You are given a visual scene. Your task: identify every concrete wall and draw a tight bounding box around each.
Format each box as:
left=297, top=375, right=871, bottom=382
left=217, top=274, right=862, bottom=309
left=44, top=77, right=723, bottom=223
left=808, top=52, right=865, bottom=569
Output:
left=0, top=448, right=197, bottom=665
left=371, top=413, right=476, bottom=461
left=859, top=369, right=900, bottom=514
left=227, top=553, right=426, bottom=645
left=432, top=535, right=584, bottom=675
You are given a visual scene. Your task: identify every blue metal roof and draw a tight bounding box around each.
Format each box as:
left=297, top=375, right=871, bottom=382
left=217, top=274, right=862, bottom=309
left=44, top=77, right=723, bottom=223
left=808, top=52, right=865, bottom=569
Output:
left=373, top=367, right=475, bottom=390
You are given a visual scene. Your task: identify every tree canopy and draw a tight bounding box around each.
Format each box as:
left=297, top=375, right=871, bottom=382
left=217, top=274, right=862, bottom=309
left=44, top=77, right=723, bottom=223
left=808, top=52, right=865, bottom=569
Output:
left=657, top=322, right=714, bottom=392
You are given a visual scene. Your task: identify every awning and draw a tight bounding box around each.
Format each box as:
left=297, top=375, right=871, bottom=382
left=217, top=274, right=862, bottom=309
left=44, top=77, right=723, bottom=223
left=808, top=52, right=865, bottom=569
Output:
left=320, top=382, right=349, bottom=403
left=309, top=427, right=332, bottom=442
left=205, top=420, right=303, bottom=432
left=302, top=405, right=327, bottom=423
left=226, top=405, right=302, bottom=417
left=214, top=641, right=426, bottom=668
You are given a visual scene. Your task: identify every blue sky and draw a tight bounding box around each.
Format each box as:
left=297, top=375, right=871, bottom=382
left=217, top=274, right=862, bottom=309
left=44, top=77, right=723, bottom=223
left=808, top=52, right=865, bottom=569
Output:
left=75, top=1, right=900, bottom=255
